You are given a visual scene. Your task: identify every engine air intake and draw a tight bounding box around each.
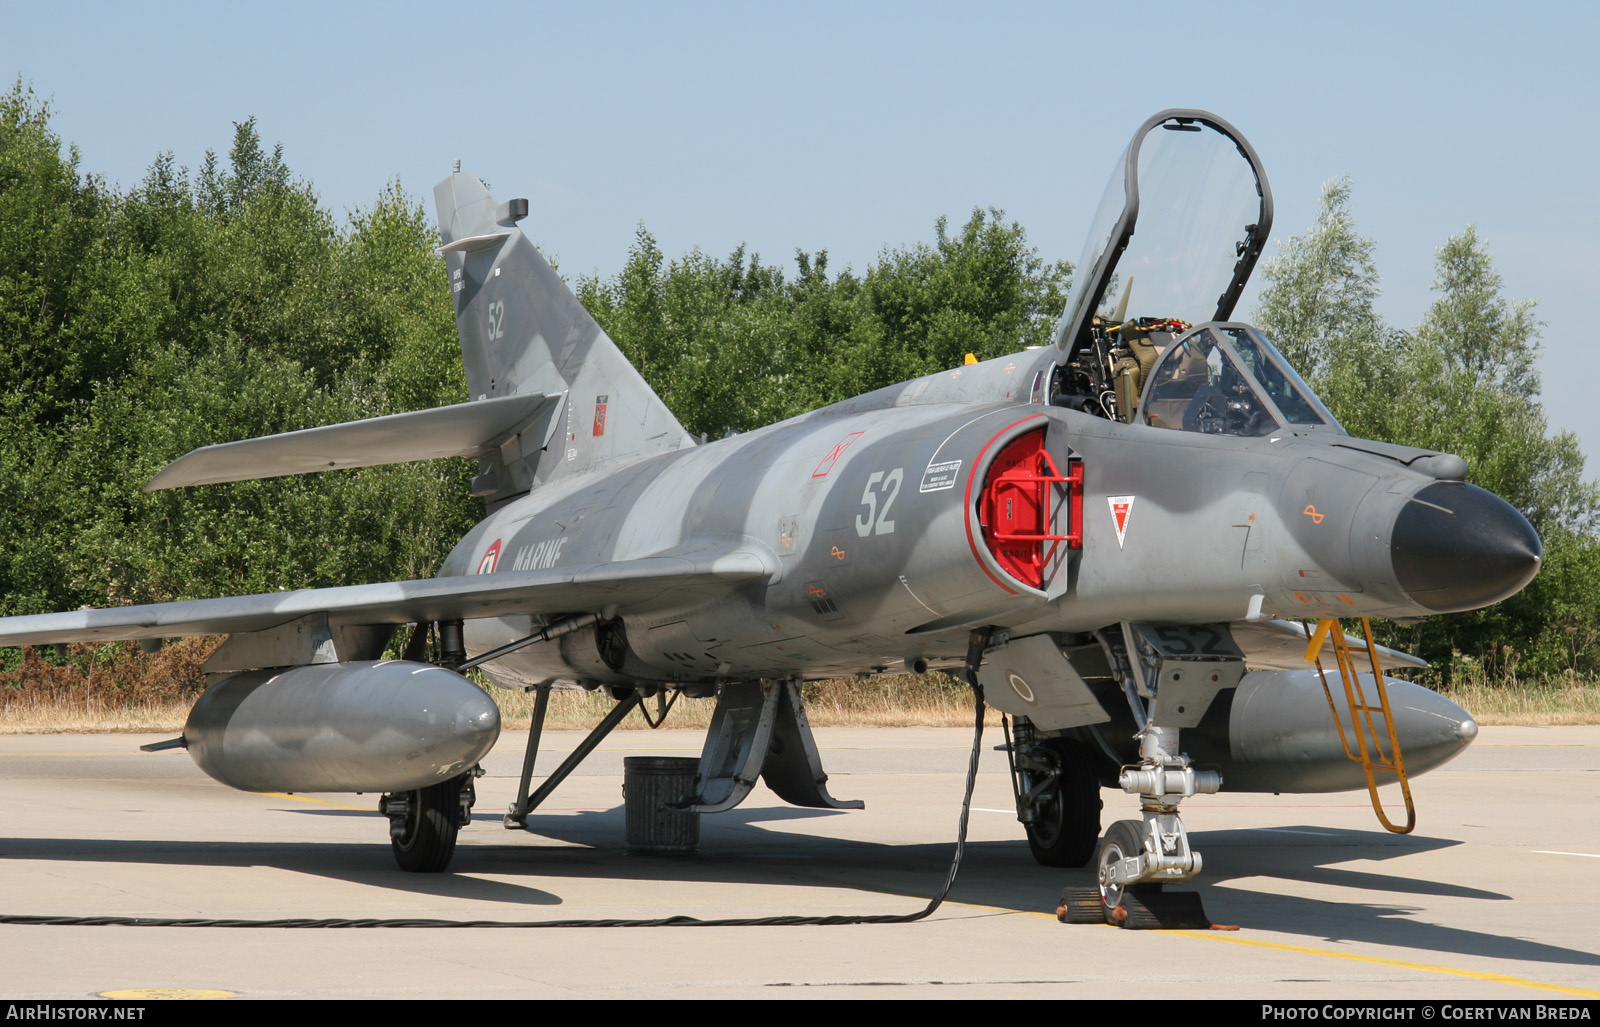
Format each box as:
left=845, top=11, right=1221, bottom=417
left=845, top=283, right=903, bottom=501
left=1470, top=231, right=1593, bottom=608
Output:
left=977, top=429, right=1080, bottom=589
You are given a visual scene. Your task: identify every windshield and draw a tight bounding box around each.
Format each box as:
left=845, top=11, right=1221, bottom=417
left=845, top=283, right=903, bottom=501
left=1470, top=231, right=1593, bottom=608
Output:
left=1223, top=326, right=1339, bottom=427
left=1141, top=324, right=1343, bottom=437
left=1143, top=327, right=1277, bottom=437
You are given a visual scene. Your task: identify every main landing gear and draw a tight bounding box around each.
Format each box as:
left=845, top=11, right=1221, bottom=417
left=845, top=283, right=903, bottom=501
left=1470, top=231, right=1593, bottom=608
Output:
left=381, top=771, right=479, bottom=873
left=1005, top=717, right=1101, bottom=868
left=378, top=619, right=483, bottom=873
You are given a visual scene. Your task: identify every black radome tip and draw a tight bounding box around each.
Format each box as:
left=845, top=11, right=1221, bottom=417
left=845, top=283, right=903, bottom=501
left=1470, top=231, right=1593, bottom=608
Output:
left=1390, top=482, right=1542, bottom=614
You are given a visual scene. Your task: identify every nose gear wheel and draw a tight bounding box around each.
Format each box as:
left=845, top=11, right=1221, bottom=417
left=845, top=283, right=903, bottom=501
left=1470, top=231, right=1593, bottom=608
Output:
left=1096, top=818, right=1146, bottom=911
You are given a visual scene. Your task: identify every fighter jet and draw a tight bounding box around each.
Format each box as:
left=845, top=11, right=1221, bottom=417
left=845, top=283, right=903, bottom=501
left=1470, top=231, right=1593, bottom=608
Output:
left=0, top=111, right=1540, bottom=916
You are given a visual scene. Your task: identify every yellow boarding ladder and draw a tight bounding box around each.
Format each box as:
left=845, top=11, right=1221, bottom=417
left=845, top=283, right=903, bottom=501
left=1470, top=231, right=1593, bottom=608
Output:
left=1303, top=618, right=1416, bottom=834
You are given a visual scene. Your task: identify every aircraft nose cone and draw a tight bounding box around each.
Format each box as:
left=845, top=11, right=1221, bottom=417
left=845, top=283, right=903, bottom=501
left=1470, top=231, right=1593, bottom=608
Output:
left=1390, top=482, right=1542, bottom=613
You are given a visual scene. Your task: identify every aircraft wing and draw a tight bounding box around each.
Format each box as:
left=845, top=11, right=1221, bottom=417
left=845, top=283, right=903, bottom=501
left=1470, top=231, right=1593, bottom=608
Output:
left=0, top=543, right=773, bottom=646
left=1231, top=619, right=1427, bottom=672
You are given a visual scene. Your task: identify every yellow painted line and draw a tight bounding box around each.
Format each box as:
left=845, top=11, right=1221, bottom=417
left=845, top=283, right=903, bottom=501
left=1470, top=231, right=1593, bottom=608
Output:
left=1171, top=931, right=1600, bottom=998
left=942, top=901, right=1600, bottom=998
left=257, top=792, right=370, bottom=811
left=101, top=988, right=234, bottom=1000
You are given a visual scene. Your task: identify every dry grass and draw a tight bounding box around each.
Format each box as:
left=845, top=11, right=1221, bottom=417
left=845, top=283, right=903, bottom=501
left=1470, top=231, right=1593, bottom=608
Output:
left=0, top=697, right=196, bottom=733
left=0, top=642, right=994, bottom=733
left=4, top=637, right=1598, bottom=732
left=1441, top=676, right=1600, bottom=725
left=1, top=638, right=217, bottom=734
left=500, top=674, right=1600, bottom=731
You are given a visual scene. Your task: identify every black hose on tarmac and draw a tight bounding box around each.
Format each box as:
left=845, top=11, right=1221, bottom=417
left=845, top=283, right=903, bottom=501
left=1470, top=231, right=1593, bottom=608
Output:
left=0, top=633, right=994, bottom=930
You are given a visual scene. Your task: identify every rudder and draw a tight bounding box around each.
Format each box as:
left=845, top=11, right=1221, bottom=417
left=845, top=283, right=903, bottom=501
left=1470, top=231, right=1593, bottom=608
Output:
left=434, top=172, right=694, bottom=503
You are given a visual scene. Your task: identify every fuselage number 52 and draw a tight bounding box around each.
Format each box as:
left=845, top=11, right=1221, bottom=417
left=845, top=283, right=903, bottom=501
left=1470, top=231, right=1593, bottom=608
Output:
left=855, top=468, right=903, bottom=537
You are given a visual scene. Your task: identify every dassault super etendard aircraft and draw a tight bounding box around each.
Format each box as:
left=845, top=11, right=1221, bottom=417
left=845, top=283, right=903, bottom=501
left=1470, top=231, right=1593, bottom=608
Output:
left=0, top=111, right=1541, bottom=916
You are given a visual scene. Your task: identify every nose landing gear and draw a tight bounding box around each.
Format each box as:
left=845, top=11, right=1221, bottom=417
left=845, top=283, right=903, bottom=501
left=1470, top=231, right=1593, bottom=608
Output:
left=1059, top=622, right=1241, bottom=928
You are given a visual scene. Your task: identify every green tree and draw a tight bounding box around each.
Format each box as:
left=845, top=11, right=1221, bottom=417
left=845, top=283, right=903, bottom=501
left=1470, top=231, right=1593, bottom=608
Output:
left=577, top=230, right=788, bottom=435
left=1396, top=227, right=1594, bottom=536
left=851, top=208, right=1070, bottom=389
left=342, top=181, right=465, bottom=412
left=0, top=82, right=111, bottom=423
left=1386, top=229, right=1598, bottom=678
left=0, top=102, right=477, bottom=620
left=197, top=116, right=289, bottom=219
left=579, top=208, right=1069, bottom=438
left=1253, top=177, right=1382, bottom=383
left=1414, top=225, right=1541, bottom=399
left=1256, top=189, right=1598, bottom=679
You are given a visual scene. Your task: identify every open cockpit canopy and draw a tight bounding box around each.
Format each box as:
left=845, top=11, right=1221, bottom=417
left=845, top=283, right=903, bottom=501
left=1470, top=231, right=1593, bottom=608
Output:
left=1053, top=109, right=1273, bottom=360
left=1047, top=110, right=1345, bottom=433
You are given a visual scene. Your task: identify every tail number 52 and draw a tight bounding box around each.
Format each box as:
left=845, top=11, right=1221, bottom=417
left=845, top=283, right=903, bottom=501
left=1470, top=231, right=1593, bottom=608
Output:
left=855, top=468, right=903, bottom=537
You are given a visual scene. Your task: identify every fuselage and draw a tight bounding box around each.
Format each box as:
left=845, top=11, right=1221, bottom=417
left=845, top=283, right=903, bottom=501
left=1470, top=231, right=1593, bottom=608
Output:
left=443, top=345, right=1541, bottom=691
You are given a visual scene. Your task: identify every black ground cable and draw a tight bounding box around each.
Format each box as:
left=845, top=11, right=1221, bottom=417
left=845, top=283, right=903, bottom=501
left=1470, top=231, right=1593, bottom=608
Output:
left=0, top=634, right=993, bottom=930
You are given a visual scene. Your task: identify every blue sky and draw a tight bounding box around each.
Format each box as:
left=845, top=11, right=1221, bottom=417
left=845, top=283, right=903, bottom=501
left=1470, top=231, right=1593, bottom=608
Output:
left=4, top=1, right=1596, bottom=474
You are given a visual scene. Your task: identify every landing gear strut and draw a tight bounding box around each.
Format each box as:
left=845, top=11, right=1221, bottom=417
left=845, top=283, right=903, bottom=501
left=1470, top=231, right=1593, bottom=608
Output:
left=1098, top=726, right=1219, bottom=904
left=1063, top=623, right=1240, bottom=928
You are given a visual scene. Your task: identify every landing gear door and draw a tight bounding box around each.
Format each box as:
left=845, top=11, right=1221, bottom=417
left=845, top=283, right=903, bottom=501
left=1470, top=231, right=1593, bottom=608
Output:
left=1052, top=110, right=1274, bottom=372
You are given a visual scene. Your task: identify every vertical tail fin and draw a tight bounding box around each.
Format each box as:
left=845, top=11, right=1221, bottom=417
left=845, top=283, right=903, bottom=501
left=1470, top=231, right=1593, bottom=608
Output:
left=434, top=172, right=694, bottom=502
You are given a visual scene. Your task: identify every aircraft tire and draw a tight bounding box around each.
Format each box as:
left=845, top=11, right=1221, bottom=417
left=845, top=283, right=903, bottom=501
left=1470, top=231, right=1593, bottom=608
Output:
left=391, top=775, right=462, bottom=873
left=1097, top=818, right=1147, bottom=911
left=1024, top=738, right=1102, bottom=868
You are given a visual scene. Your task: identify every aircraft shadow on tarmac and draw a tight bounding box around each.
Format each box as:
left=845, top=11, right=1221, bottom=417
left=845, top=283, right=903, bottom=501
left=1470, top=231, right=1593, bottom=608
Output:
left=6, top=802, right=1595, bottom=972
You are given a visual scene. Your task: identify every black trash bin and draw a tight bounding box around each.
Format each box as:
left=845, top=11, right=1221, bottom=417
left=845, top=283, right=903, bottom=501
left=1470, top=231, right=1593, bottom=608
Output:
left=622, top=756, right=700, bottom=854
